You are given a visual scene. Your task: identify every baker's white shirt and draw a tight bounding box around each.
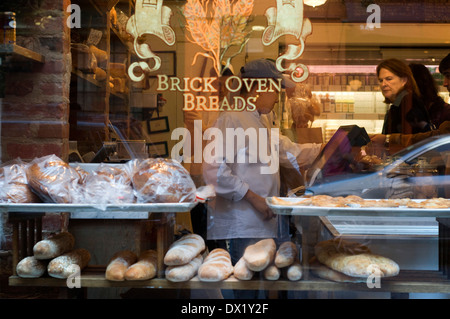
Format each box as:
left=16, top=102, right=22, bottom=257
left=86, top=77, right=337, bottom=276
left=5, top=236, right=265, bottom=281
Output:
left=203, top=109, right=321, bottom=240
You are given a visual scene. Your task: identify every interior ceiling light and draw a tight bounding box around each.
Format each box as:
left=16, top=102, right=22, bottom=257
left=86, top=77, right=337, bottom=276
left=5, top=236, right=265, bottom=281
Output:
left=303, top=0, right=327, bottom=8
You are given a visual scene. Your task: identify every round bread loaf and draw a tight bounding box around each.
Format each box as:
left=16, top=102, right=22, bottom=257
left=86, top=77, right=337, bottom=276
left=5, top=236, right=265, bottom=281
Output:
left=132, top=158, right=196, bottom=203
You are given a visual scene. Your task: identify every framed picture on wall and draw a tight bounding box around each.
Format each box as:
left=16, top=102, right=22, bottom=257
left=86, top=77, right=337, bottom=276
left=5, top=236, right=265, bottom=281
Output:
left=147, top=116, right=169, bottom=134
left=147, top=141, right=169, bottom=158
left=148, top=51, right=176, bottom=77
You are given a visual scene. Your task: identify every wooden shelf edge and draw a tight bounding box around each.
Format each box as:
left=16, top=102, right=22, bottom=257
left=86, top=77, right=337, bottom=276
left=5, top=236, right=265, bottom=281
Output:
left=9, top=270, right=450, bottom=294
left=0, top=44, right=45, bottom=63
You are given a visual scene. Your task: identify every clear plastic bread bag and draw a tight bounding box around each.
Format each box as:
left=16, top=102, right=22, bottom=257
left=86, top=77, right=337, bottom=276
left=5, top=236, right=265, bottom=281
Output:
left=74, top=162, right=136, bottom=207
left=26, top=154, right=81, bottom=203
left=0, top=158, right=39, bottom=203
left=131, top=158, right=197, bottom=203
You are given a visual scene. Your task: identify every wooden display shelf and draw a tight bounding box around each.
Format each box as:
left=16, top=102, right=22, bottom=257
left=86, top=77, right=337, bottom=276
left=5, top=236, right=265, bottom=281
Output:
left=9, top=268, right=450, bottom=294
left=0, top=44, right=45, bottom=64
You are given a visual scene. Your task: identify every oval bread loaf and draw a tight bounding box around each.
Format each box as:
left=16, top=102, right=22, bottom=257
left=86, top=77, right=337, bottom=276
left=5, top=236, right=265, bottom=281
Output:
left=233, top=257, right=254, bottom=281
left=315, top=238, right=399, bottom=278
left=105, top=250, right=138, bottom=281
left=275, top=241, right=298, bottom=268
left=33, top=232, right=75, bottom=260
left=47, top=248, right=91, bottom=279
left=243, top=238, right=276, bottom=272
left=165, top=254, right=203, bottom=282
left=124, top=250, right=157, bottom=281
left=16, top=256, right=47, bottom=278
left=283, top=260, right=303, bottom=281
left=263, top=263, right=280, bottom=281
left=198, top=248, right=233, bottom=282
left=164, top=233, right=205, bottom=266
left=309, top=257, right=364, bottom=283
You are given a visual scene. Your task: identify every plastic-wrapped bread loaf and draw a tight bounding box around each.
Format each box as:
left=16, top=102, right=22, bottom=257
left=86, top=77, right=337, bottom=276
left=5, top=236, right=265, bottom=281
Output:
left=164, top=234, right=205, bottom=266
left=243, top=238, right=276, bottom=271
left=233, top=257, right=254, bottom=281
left=16, top=256, right=47, bottom=278
left=47, top=248, right=91, bottom=279
left=124, top=250, right=157, bottom=281
left=132, top=158, right=196, bottom=203
left=275, top=241, right=298, bottom=268
left=26, top=154, right=81, bottom=203
left=263, top=263, right=280, bottom=280
left=198, top=248, right=233, bottom=282
left=105, top=250, right=138, bottom=281
left=33, top=232, right=75, bottom=260
left=0, top=161, right=39, bottom=203
left=165, top=254, right=203, bottom=282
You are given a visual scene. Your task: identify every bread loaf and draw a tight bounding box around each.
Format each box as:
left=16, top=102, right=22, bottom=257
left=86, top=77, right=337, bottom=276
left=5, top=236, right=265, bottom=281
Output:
left=105, top=250, right=138, bottom=281
left=16, top=256, right=47, bottom=278
left=165, top=254, right=203, bottom=282
left=198, top=248, right=233, bottom=282
left=263, top=263, right=280, bottom=280
left=48, top=248, right=91, bottom=279
left=283, top=260, right=303, bottom=281
left=315, top=238, right=400, bottom=278
left=132, top=158, right=196, bottom=203
left=243, top=238, right=276, bottom=271
left=0, top=162, right=38, bottom=203
left=309, top=257, right=364, bottom=283
left=124, top=250, right=157, bottom=281
left=164, top=233, right=205, bottom=266
left=275, top=241, right=298, bottom=268
left=27, top=155, right=81, bottom=203
left=33, top=232, right=75, bottom=260
left=233, top=257, right=254, bottom=281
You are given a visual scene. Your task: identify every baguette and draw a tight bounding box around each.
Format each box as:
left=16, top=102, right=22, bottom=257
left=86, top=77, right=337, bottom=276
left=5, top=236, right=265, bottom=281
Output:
left=274, top=241, right=298, bottom=268
left=233, top=257, right=254, bottom=281
left=16, top=256, right=47, bottom=278
left=164, top=233, right=205, bottom=266
left=33, top=232, right=75, bottom=260
left=243, top=238, right=276, bottom=271
left=105, top=250, right=138, bottom=281
left=47, top=248, right=91, bottom=279
left=165, top=254, right=203, bottom=282
left=263, top=263, right=280, bottom=280
left=198, top=248, right=233, bottom=282
left=124, top=250, right=157, bottom=281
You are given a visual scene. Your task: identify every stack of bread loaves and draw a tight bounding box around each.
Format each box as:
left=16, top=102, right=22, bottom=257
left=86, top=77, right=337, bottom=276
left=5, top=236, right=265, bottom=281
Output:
left=310, top=238, right=400, bottom=282
left=16, top=232, right=91, bottom=279
left=105, top=249, right=158, bottom=281
left=164, top=234, right=206, bottom=282
left=235, top=239, right=303, bottom=281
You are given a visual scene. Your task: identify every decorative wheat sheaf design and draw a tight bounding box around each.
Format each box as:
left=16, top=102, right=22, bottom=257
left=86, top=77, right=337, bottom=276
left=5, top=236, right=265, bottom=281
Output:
left=184, top=0, right=254, bottom=75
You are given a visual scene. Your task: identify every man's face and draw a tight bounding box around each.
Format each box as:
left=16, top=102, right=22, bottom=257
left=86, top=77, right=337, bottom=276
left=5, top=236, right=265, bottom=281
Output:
left=442, top=68, right=450, bottom=93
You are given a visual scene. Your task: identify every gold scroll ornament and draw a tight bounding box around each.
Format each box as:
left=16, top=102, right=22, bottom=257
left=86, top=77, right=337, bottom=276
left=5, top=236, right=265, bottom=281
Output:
left=262, top=0, right=312, bottom=82
left=126, top=0, right=175, bottom=82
